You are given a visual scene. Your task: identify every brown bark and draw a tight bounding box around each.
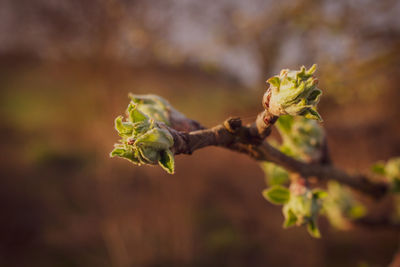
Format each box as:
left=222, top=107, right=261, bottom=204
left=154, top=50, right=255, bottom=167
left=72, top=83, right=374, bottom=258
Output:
left=165, top=113, right=389, bottom=199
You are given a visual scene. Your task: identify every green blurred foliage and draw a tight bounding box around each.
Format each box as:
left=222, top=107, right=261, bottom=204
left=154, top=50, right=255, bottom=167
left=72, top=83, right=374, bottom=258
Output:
left=323, top=181, right=366, bottom=230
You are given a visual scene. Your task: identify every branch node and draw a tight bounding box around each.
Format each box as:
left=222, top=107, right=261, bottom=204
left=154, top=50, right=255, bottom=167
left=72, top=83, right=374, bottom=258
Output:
left=223, top=117, right=242, bottom=133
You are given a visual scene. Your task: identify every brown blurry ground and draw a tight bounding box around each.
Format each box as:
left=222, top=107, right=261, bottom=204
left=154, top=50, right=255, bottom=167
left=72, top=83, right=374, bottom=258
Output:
left=1, top=0, right=400, bottom=266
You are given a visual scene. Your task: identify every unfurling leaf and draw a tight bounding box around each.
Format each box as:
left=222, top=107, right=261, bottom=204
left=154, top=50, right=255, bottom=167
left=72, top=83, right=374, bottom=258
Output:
left=115, top=116, right=133, bottom=136
left=135, top=127, right=173, bottom=150
left=283, top=205, right=297, bottom=228
left=159, top=149, right=175, bottom=174
left=267, top=77, right=280, bottom=88
left=127, top=103, right=148, bottom=123
left=301, top=108, right=322, bottom=121
left=262, top=185, right=290, bottom=205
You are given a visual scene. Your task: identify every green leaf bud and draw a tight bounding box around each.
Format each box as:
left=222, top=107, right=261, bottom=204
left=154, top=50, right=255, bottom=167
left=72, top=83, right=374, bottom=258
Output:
left=282, top=184, right=325, bottom=238
left=262, top=181, right=325, bottom=238
left=110, top=100, right=175, bottom=174
left=264, top=64, right=322, bottom=121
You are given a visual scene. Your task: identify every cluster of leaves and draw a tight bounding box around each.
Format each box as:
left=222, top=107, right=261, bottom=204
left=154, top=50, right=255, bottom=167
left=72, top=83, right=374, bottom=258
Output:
left=262, top=115, right=324, bottom=186
left=110, top=97, right=175, bottom=174
left=265, top=64, right=322, bottom=121
left=263, top=184, right=326, bottom=238
left=260, top=66, right=326, bottom=237
left=323, top=181, right=366, bottom=230
left=261, top=110, right=366, bottom=236
left=261, top=114, right=327, bottom=237
left=109, top=67, right=399, bottom=239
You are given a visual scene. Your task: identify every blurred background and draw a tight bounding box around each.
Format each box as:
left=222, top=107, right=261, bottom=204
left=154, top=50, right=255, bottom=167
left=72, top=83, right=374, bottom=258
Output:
left=1, top=0, right=400, bottom=266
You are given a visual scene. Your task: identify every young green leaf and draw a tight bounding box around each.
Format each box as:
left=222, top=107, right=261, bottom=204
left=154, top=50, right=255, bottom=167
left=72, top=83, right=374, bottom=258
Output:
left=307, top=89, right=322, bottom=104
left=158, top=149, right=175, bottom=174
left=307, top=219, right=321, bottom=238
left=262, top=185, right=290, bottom=205
left=267, top=77, right=280, bottom=88
left=110, top=147, right=126, bottom=157
left=114, top=116, right=133, bottom=136
left=137, top=146, right=160, bottom=163
left=301, top=108, right=322, bottom=122
left=283, top=206, right=298, bottom=228
left=110, top=147, right=139, bottom=164
left=127, top=103, right=148, bottom=123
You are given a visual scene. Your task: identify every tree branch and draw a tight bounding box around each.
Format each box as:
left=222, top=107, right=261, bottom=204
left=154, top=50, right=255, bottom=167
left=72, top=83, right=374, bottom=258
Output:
left=165, top=114, right=389, bottom=199
left=259, top=142, right=388, bottom=199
